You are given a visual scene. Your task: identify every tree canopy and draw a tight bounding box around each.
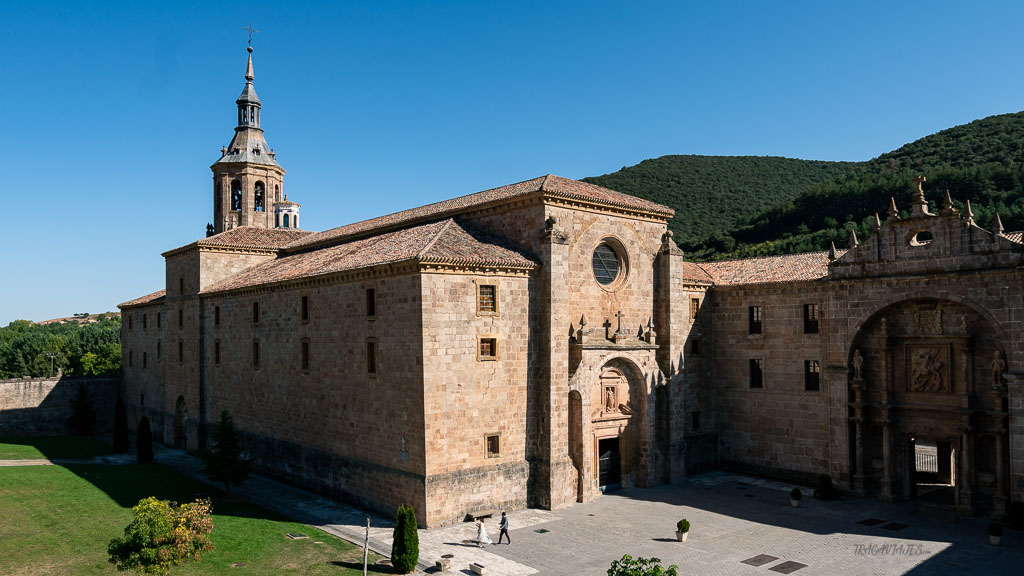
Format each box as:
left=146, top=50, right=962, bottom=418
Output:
left=0, top=315, right=121, bottom=379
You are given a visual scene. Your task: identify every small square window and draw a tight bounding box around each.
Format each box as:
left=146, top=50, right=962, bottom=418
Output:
left=749, top=306, right=763, bottom=334
left=366, top=288, right=376, bottom=318
left=366, top=339, right=377, bottom=374
left=479, top=337, right=497, bottom=360
left=485, top=434, right=500, bottom=457
left=253, top=340, right=260, bottom=368
left=804, top=304, right=819, bottom=334
left=478, top=284, right=497, bottom=314
left=691, top=411, right=701, bottom=432
left=690, top=297, right=700, bottom=321
left=214, top=340, right=221, bottom=365
left=301, top=296, right=309, bottom=323
left=214, top=306, right=220, bottom=326
left=749, top=358, right=763, bottom=388
left=805, top=360, right=821, bottom=391
left=301, top=340, right=310, bottom=372
left=252, top=302, right=260, bottom=324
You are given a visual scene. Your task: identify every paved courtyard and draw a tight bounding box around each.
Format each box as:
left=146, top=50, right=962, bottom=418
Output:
left=146, top=448, right=1021, bottom=576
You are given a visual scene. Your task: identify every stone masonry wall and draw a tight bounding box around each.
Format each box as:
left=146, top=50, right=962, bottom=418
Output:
left=0, top=376, right=119, bottom=435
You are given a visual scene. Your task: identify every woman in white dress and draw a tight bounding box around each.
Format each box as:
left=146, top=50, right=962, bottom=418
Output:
left=476, top=519, right=494, bottom=547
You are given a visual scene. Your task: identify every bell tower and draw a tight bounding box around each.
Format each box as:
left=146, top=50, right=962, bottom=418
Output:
left=210, top=45, right=291, bottom=233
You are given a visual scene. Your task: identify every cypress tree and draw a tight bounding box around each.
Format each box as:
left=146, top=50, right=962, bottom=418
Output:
left=390, top=504, right=419, bottom=573
left=137, top=415, right=153, bottom=464
left=113, top=396, right=130, bottom=452
left=201, top=410, right=248, bottom=493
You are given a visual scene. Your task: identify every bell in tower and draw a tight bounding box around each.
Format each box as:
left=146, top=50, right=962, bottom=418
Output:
left=210, top=45, right=290, bottom=233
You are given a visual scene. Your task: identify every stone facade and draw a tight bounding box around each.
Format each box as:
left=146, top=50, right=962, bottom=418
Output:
left=117, top=53, right=1024, bottom=527
left=0, top=376, right=118, bottom=435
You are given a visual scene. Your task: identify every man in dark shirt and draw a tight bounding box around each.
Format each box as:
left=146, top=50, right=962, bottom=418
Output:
left=498, top=512, right=511, bottom=544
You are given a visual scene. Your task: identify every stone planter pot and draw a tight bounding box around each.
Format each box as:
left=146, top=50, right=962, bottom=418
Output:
left=675, top=531, right=688, bottom=542
left=990, top=535, right=1001, bottom=546
left=791, top=498, right=800, bottom=508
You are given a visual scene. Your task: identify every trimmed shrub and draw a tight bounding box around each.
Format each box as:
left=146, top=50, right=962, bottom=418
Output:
left=813, top=474, right=840, bottom=500
left=390, top=504, right=419, bottom=573
left=676, top=519, right=690, bottom=533
left=791, top=488, right=803, bottom=501
left=608, top=554, right=679, bottom=576
left=989, top=521, right=1004, bottom=537
left=113, top=396, right=130, bottom=452
left=108, top=496, right=214, bottom=575
left=137, top=416, right=153, bottom=464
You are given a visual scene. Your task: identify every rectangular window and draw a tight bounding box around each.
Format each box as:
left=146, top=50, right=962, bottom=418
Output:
left=179, top=277, right=184, bottom=294
left=366, top=288, right=376, bottom=318
left=128, top=315, right=133, bottom=329
left=156, top=340, right=161, bottom=360
left=749, top=306, right=763, bottom=334
left=142, top=351, right=147, bottom=369
left=301, top=340, right=310, bottom=372
left=156, top=312, right=161, bottom=328
left=804, top=303, right=819, bottom=334
left=214, top=306, right=220, bottom=326
left=253, top=340, right=260, bottom=368
left=485, top=434, right=500, bottom=457
left=366, top=339, right=377, bottom=374
left=128, top=350, right=133, bottom=368
left=301, top=296, right=309, bottom=323
left=478, top=284, right=497, bottom=314
left=749, top=358, right=763, bottom=388
left=143, top=314, right=147, bottom=330
left=178, top=309, right=183, bottom=328
left=214, top=340, right=221, bottom=365
left=690, top=297, right=700, bottom=321
left=479, top=337, right=498, bottom=361
left=178, top=340, right=183, bottom=363
left=252, top=301, right=259, bottom=324
left=690, top=339, right=702, bottom=355
left=805, top=360, right=821, bottom=391
left=691, top=411, right=701, bottom=432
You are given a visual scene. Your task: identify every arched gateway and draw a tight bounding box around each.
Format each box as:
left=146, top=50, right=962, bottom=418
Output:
left=848, top=298, right=1011, bottom=514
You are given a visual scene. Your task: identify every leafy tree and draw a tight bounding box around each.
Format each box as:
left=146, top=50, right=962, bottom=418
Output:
left=201, top=410, right=248, bottom=492
left=608, top=554, right=679, bottom=576
left=137, top=416, right=154, bottom=464
left=67, top=383, right=95, bottom=434
left=107, top=496, right=214, bottom=575
left=0, top=315, right=121, bottom=379
left=390, top=504, right=419, bottom=573
left=114, top=396, right=130, bottom=452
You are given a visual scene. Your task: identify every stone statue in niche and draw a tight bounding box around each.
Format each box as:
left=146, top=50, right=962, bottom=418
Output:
left=852, top=349, right=864, bottom=379
left=918, top=308, right=942, bottom=335
left=605, top=386, right=617, bottom=412
left=959, top=314, right=968, bottom=334
left=992, top=350, right=1007, bottom=388
left=909, top=345, right=948, bottom=393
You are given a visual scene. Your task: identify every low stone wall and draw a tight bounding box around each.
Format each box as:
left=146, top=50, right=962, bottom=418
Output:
left=0, top=376, right=119, bottom=435
left=425, top=460, right=531, bottom=527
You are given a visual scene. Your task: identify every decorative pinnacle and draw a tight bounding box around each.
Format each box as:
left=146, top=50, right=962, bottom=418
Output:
left=245, top=47, right=255, bottom=82
left=964, top=199, right=975, bottom=224
left=849, top=227, right=859, bottom=248
left=828, top=242, right=838, bottom=261
left=942, top=189, right=955, bottom=214
left=887, top=197, right=900, bottom=220
left=874, top=213, right=882, bottom=229
left=579, top=314, right=587, bottom=327
left=995, top=212, right=1005, bottom=235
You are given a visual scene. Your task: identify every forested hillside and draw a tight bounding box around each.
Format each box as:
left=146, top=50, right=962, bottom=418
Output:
left=0, top=316, right=121, bottom=379
left=586, top=111, right=1024, bottom=260
left=583, top=155, right=856, bottom=256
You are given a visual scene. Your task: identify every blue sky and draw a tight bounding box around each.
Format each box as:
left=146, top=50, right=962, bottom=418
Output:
left=3, top=1, right=1024, bottom=324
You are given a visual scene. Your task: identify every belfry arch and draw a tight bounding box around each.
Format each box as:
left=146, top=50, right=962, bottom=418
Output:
left=847, top=297, right=1011, bottom=514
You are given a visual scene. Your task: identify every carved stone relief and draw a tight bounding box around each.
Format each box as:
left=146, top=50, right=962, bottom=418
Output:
left=907, top=344, right=949, bottom=393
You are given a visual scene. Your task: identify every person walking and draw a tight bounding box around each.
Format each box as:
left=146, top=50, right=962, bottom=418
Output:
left=476, top=519, right=493, bottom=547
left=497, top=512, right=511, bottom=544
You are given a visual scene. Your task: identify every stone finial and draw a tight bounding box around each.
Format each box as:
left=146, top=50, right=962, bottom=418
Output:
left=995, top=212, right=1005, bottom=235
left=644, top=317, right=657, bottom=344
left=828, top=242, right=838, bottom=261
left=543, top=215, right=567, bottom=244
left=909, top=175, right=930, bottom=217
left=660, top=229, right=683, bottom=255
left=220, top=146, right=228, bottom=156
left=245, top=46, right=255, bottom=81
left=874, top=213, right=882, bottom=230
left=579, top=314, right=587, bottom=327
left=940, top=189, right=956, bottom=215
left=849, top=227, right=859, bottom=248
left=887, top=197, right=900, bottom=220
left=576, top=315, right=590, bottom=344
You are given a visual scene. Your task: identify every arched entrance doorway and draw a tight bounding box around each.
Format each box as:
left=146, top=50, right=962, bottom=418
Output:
left=174, top=396, right=188, bottom=450
left=847, top=298, right=1011, bottom=514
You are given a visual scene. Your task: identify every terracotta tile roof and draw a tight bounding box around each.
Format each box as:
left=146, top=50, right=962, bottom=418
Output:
left=680, top=261, right=713, bottom=284
left=203, top=219, right=537, bottom=294
left=1004, top=231, right=1022, bottom=244
left=698, top=250, right=844, bottom=286
left=286, top=175, right=673, bottom=251
left=197, top=226, right=313, bottom=250
left=118, top=289, right=166, bottom=309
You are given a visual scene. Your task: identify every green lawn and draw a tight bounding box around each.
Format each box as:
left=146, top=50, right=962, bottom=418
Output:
left=0, top=463, right=386, bottom=575
left=0, top=436, right=114, bottom=460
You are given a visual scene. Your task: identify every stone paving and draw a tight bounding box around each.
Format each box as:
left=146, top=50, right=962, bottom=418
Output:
left=8, top=446, right=1020, bottom=575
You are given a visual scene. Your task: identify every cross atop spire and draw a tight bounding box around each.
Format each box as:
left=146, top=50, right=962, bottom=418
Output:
left=243, top=21, right=259, bottom=46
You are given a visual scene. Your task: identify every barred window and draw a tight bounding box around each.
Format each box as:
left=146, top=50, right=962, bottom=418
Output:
left=479, top=338, right=497, bottom=360
left=485, top=434, right=500, bottom=457
left=749, top=306, right=763, bottom=334
left=804, top=304, right=819, bottom=334
left=690, top=298, right=700, bottom=321
left=478, top=285, right=496, bottom=314
left=805, top=360, right=821, bottom=391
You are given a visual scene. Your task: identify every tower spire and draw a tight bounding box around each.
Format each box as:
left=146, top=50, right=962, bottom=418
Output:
left=245, top=46, right=255, bottom=82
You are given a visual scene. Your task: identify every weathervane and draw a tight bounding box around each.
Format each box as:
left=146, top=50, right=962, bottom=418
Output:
left=243, top=21, right=259, bottom=46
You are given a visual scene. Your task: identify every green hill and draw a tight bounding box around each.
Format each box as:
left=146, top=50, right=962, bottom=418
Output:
left=586, top=111, right=1024, bottom=260
left=583, top=155, right=857, bottom=257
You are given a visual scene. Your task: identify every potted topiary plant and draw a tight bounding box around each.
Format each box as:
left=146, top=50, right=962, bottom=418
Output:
left=676, top=519, right=690, bottom=542
left=989, top=521, right=1003, bottom=546
left=790, top=488, right=803, bottom=508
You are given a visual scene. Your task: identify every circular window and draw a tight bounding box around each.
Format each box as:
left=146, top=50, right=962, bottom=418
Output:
left=592, top=243, right=622, bottom=286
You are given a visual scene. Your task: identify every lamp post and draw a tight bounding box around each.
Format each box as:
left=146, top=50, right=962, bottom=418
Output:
left=46, top=353, right=57, bottom=377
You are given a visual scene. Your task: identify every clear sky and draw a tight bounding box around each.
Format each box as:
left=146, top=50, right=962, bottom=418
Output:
left=3, top=1, right=1024, bottom=325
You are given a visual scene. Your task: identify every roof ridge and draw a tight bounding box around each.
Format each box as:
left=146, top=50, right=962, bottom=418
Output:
left=416, top=219, right=455, bottom=260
